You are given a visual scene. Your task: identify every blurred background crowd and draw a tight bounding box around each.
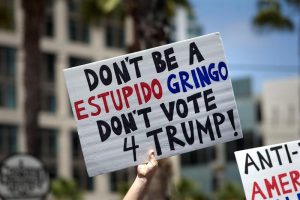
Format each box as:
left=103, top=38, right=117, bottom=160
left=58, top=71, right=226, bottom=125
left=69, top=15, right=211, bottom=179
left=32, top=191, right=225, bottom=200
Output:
left=0, top=0, right=299, bottom=199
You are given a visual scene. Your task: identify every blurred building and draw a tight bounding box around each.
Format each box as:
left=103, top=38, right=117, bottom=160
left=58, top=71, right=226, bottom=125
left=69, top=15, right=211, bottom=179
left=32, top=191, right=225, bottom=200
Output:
left=262, top=77, right=300, bottom=145
left=0, top=0, right=132, bottom=199
left=180, top=77, right=263, bottom=195
left=171, top=6, right=202, bottom=42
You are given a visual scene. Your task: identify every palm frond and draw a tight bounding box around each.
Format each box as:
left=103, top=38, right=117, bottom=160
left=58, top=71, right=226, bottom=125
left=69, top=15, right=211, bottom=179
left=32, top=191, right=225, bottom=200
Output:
left=80, top=0, right=124, bottom=24
left=253, top=0, right=294, bottom=31
left=253, top=7, right=294, bottom=31
left=166, top=0, right=191, bottom=17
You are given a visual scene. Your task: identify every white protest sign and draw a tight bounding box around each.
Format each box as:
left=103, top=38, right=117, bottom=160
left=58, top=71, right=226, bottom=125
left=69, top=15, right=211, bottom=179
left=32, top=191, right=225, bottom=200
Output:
left=235, top=140, right=300, bottom=200
left=64, top=32, right=243, bottom=176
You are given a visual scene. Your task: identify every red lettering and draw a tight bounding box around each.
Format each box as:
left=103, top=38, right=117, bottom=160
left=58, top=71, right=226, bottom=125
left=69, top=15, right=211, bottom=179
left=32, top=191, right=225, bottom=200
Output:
left=88, top=96, right=101, bottom=116
left=141, top=82, right=151, bottom=103
left=134, top=84, right=142, bottom=105
left=252, top=181, right=266, bottom=200
left=122, top=86, right=133, bottom=108
left=151, top=79, right=163, bottom=99
left=74, top=100, right=88, bottom=120
left=97, top=92, right=110, bottom=113
left=110, top=89, right=123, bottom=111
left=290, top=170, right=300, bottom=192
left=264, top=176, right=281, bottom=198
left=279, top=173, right=292, bottom=194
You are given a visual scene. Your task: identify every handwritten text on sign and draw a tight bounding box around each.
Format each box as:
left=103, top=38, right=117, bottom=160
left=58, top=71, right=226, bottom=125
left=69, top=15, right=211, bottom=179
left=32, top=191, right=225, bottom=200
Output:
left=64, top=32, right=242, bottom=176
left=235, top=140, right=300, bottom=200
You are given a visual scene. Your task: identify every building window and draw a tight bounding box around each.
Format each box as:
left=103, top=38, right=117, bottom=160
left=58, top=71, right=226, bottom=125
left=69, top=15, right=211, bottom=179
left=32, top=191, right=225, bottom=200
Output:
left=68, top=0, right=90, bottom=43
left=0, top=0, right=15, bottom=30
left=105, top=20, right=125, bottom=49
left=72, top=131, right=94, bottom=191
left=256, top=101, right=262, bottom=123
left=0, top=46, right=16, bottom=109
left=69, top=56, right=91, bottom=68
left=43, top=0, right=54, bottom=37
left=181, top=147, right=216, bottom=166
left=109, top=168, right=129, bottom=192
left=41, top=53, right=56, bottom=113
left=38, top=128, right=57, bottom=179
left=0, top=124, right=17, bottom=160
left=226, top=132, right=256, bottom=162
left=232, top=78, right=251, bottom=98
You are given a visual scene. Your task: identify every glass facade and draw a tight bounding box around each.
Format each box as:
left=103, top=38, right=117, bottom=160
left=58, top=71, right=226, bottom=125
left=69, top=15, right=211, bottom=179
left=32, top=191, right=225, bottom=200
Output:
left=105, top=21, right=125, bottom=49
left=0, top=124, right=17, bottom=160
left=38, top=128, right=58, bottom=179
left=44, top=0, right=54, bottom=37
left=67, top=0, right=90, bottom=43
left=69, top=56, right=91, bottom=68
left=41, top=53, right=56, bottom=113
left=181, top=147, right=216, bottom=166
left=0, top=46, right=16, bottom=109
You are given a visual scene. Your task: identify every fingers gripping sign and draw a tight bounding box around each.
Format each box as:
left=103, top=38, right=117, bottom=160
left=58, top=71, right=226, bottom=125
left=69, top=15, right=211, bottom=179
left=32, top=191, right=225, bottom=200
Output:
left=137, top=150, right=158, bottom=177
left=123, top=150, right=158, bottom=200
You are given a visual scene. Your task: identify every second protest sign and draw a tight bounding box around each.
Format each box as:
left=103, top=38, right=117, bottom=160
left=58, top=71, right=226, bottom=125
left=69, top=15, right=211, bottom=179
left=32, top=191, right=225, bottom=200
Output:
left=64, top=32, right=243, bottom=176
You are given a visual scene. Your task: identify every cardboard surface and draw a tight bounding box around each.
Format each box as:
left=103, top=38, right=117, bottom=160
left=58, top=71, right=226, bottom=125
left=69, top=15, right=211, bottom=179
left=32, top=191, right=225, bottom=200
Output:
left=235, top=140, right=300, bottom=200
left=64, top=32, right=243, bottom=176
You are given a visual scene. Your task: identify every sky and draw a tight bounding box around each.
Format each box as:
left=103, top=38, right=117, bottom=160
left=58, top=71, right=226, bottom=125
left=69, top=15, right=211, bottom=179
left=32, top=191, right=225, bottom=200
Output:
left=189, top=0, right=299, bottom=93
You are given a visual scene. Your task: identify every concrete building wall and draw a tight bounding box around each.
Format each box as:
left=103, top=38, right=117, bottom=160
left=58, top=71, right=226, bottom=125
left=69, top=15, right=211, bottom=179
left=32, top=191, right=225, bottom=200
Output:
left=262, top=77, right=300, bottom=145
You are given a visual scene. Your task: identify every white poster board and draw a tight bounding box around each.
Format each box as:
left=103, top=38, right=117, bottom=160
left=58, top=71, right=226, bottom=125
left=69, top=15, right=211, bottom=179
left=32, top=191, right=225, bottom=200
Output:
left=64, top=32, right=243, bottom=176
left=235, top=140, right=300, bottom=200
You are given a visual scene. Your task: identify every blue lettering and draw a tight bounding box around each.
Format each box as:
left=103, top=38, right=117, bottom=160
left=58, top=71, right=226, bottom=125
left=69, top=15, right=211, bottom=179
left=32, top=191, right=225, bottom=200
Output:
left=167, top=74, right=180, bottom=94
left=208, top=63, right=220, bottom=81
left=196, top=66, right=211, bottom=87
left=179, top=71, right=193, bottom=92
left=191, top=69, right=200, bottom=88
left=218, top=61, right=228, bottom=80
left=166, top=61, right=228, bottom=94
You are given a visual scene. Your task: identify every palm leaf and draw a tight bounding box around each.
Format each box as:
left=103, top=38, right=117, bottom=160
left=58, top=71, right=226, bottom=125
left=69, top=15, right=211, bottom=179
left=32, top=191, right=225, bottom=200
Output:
left=80, top=0, right=124, bottom=24
left=166, top=0, right=191, bottom=16
left=253, top=0, right=294, bottom=31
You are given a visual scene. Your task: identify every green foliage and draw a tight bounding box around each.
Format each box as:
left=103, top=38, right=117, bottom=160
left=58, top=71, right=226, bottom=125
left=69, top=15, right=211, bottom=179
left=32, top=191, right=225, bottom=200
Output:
left=81, top=0, right=191, bottom=24
left=253, top=0, right=300, bottom=32
left=215, top=182, right=245, bottom=200
left=51, top=178, right=82, bottom=200
left=253, top=0, right=293, bottom=31
left=166, top=0, right=192, bottom=17
left=80, top=0, right=124, bottom=24
left=171, top=178, right=209, bottom=200
left=117, top=181, right=130, bottom=198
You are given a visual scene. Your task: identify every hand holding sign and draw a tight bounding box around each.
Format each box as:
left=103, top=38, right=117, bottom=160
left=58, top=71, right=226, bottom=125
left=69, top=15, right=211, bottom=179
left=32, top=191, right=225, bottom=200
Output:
left=64, top=32, right=243, bottom=176
left=124, top=150, right=158, bottom=200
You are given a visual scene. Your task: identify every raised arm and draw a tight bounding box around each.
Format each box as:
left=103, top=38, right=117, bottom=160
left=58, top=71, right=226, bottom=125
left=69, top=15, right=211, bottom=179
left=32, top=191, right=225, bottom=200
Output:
left=123, top=150, right=158, bottom=200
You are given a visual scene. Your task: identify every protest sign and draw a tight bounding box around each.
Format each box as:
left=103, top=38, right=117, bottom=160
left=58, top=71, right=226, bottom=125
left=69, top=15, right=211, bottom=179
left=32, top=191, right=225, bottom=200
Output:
left=235, top=140, right=300, bottom=200
left=64, top=32, right=243, bottom=176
